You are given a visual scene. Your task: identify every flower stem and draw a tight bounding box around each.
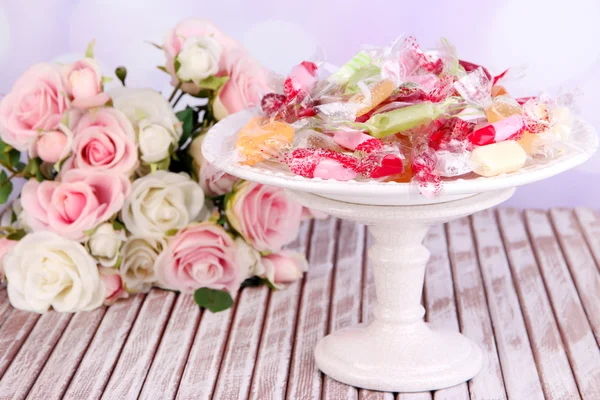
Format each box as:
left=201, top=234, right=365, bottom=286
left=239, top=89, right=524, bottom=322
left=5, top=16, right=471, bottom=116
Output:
left=172, top=91, right=185, bottom=107
left=168, top=82, right=182, bottom=103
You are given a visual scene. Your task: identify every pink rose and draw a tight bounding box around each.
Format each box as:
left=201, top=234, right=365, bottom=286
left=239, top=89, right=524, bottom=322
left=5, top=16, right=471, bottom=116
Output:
left=155, top=222, right=242, bottom=294
left=31, top=130, right=71, bottom=163
left=99, top=268, right=128, bottom=305
left=0, top=238, right=18, bottom=283
left=261, top=251, right=308, bottom=289
left=163, top=18, right=242, bottom=93
left=21, top=169, right=131, bottom=241
left=225, top=182, right=303, bottom=253
left=64, top=58, right=111, bottom=109
left=62, top=107, right=138, bottom=176
left=0, top=63, right=70, bottom=151
left=213, top=52, right=272, bottom=120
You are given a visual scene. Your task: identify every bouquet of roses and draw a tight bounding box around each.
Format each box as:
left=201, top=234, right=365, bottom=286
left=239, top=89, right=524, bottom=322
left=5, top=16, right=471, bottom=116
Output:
left=0, top=18, right=319, bottom=314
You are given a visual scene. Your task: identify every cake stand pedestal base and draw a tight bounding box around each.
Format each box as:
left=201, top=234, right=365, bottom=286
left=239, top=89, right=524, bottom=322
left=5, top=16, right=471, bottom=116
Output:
left=290, top=188, right=515, bottom=392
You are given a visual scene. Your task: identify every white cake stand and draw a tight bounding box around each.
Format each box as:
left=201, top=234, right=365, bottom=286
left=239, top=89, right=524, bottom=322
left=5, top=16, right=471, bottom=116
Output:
left=202, top=110, right=598, bottom=392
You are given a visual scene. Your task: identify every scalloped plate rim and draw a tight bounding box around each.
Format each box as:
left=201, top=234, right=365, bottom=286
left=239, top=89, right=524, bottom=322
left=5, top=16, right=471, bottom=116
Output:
left=202, top=109, right=598, bottom=199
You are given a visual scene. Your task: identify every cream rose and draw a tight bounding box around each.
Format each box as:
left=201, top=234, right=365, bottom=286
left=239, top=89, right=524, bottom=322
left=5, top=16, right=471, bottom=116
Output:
left=121, top=171, right=204, bottom=237
left=120, top=236, right=166, bottom=293
left=235, top=237, right=262, bottom=280
left=4, top=232, right=104, bottom=313
left=87, top=223, right=126, bottom=267
left=138, top=120, right=174, bottom=163
left=176, top=37, right=221, bottom=84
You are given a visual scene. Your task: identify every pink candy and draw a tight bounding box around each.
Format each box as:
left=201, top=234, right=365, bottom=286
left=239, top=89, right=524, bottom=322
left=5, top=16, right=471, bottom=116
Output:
left=468, top=114, right=524, bottom=146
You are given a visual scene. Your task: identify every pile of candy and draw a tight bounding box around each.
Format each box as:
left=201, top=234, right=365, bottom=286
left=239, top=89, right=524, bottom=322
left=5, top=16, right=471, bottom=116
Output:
left=234, top=36, right=576, bottom=196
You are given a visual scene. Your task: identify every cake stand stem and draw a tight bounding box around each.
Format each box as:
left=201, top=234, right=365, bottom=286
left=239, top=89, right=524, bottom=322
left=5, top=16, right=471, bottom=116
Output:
left=289, top=188, right=515, bottom=392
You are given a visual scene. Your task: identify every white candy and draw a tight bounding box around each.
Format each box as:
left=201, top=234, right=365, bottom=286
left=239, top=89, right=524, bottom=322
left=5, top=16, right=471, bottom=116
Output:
left=471, top=141, right=527, bottom=177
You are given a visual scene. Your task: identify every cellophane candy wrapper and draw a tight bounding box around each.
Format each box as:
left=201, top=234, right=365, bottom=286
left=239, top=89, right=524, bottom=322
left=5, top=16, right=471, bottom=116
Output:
left=224, top=35, right=586, bottom=197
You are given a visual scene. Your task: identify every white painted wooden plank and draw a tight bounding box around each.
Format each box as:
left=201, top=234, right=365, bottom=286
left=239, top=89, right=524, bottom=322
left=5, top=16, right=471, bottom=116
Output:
left=574, top=207, right=600, bottom=272
left=423, top=224, right=469, bottom=400
left=139, top=294, right=201, bottom=400
left=526, top=210, right=600, bottom=399
left=397, top=394, right=433, bottom=400
left=212, top=286, right=269, bottom=399
left=550, top=208, right=600, bottom=344
left=323, top=220, right=365, bottom=400
left=176, top=300, right=237, bottom=399
left=0, top=310, right=38, bottom=379
left=64, top=295, right=145, bottom=399
left=0, top=290, right=11, bottom=328
left=498, top=208, right=579, bottom=400
left=0, top=311, right=71, bottom=399
left=26, top=308, right=106, bottom=400
left=101, top=289, right=175, bottom=399
left=286, top=217, right=338, bottom=400
left=446, top=217, right=507, bottom=400
left=249, top=222, right=311, bottom=400
left=471, top=210, right=544, bottom=400
left=359, top=232, right=395, bottom=400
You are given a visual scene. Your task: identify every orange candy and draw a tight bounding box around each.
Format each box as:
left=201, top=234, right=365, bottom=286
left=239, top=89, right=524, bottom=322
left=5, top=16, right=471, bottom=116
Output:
left=236, top=116, right=294, bottom=165
left=349, top=79, right=396, bottom=117
left=491, top=84, right=508, bottom=97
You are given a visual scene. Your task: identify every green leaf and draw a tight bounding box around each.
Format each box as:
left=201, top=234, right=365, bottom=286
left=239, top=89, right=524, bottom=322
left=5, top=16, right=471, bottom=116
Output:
left=112, top=220, right=125, bottom=231
left=240, top=276, right=263, bottom=288
left=8, top=149, right=20, bottom=168
left=194, top=288, right=234, bottom=313
left=176, top=107, right=195, bottom=134
left=23, top=158, right=44, bottom=182
left=6, top=229, right=26, bottom=241
left=174, top=58, right=181, bottom=73
left=85, top=39, right=96, bottom=58
left=195, top=75, right=229, bottom=92
left=0, top=170, right=12, bottom=204
left=156, top=65, right=168, bottom=74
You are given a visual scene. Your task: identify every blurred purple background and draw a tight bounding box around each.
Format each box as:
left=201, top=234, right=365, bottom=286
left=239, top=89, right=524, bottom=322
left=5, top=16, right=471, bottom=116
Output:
left=0, top=0, right=598, bottom=208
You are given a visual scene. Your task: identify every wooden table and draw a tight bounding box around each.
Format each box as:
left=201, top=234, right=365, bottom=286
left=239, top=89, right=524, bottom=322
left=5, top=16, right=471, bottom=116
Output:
left=0, top=208, right=599, bottom=400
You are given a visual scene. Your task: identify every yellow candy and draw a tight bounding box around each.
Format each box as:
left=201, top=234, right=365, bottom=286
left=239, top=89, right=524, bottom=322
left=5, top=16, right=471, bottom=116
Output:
left=236, top=117, right=294, bottom=166
left=485, top=95, right=522, bottom=123
left=349, top=79, right=396, bottom=117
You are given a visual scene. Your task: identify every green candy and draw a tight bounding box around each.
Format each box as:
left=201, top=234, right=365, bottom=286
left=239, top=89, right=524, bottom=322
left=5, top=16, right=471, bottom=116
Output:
left=366, top=102, right=437, bottom=138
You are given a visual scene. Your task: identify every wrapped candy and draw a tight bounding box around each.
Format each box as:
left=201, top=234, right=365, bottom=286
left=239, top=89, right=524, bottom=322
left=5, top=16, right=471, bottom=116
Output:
left=365, top=101, right=455, bottom=138
left=471, top=141, right=527, bottom=177
left=468, top=114, right=524, bottom=146
left=236, top=116, right=294, bottom=165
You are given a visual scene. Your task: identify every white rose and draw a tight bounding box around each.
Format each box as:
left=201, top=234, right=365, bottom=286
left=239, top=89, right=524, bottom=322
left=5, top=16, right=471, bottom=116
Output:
left=176, top=37, right=221, bottom=84
left=86, top=223, right=126, bottom=267
left=138, top=120, right=174, bottom=163
left=110, top=87, right=182, bottom=159
left=120, top=236, right=166, bottom=293
left=4, top=232, right=104, bottom=313
left=121, top=171, right=204, bottom=237
left=235, top=237, right=263, bottom=280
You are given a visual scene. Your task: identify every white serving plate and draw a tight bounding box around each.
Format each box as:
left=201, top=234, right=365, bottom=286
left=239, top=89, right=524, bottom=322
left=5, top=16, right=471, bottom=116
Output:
left=202, top=109, right=598, bottom=206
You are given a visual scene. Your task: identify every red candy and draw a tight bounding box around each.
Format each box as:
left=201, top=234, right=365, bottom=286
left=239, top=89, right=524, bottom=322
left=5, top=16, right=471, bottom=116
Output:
left=358, top=153, right=403, bottom=178
left=261, top=93, right=286, bottom=116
